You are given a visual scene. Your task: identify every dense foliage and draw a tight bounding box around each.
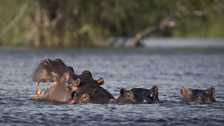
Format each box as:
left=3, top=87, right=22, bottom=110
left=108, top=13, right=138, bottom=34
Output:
left=0, top=0, right=223, bottom=48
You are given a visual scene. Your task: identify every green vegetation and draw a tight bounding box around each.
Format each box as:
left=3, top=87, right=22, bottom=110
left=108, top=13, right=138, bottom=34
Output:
left=0, top=0, right=223, bottom=48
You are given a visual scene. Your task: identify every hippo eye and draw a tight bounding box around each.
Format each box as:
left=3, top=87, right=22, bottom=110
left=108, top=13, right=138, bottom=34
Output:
left=67, top=78, right=73, bottom=85
left=93, top=89, right=99, bottom=94
left=71, top=92, right=78, bottom=98
left=126, top=94, right=131, bottom=97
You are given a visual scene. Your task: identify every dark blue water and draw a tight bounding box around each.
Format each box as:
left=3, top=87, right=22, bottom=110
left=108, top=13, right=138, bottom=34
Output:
left=0, top=48, right=224, bottom=126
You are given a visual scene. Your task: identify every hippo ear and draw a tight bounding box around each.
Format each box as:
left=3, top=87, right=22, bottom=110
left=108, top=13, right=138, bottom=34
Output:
left=150, top=85, right=158, bottom=97
left=97, top=78, right=104, bottom=86
left=206, top=87, right=215, bottom=95
left=187, top=88, right=193, bottom=95
left=74, top=78, right=81, bottom=86
left=210, top=87, right=215, bottom=94
left=120, top=88, right=126, bottom=96
left=151, top=85, right=158, bottom=92
left=44, top=59, right=52, bottom=65
left=68, top=66, right=74, bottom=73
left=179, top=86, right=188, bottom=96
left=81, top=70, right=93, bottom=79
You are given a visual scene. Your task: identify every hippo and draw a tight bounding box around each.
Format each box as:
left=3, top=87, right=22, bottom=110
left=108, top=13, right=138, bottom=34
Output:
left=31, top=58, right=114, bottom=104
left=67, top=70, right=115, bottom=104
left=31, top=70, right=78, bottom=103
left=70, top=83, right=115, bottom=104
left=179, top=86, right=216, bottom=104
left=116, top=85, right=160, bottom=104
left=31, top=58, right=76, bottom=103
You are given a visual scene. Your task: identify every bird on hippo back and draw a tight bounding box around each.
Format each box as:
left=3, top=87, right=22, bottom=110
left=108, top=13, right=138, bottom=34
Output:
left=179, top=86, right=216, bottom=104
left=31, top=58, right=114, bottom=104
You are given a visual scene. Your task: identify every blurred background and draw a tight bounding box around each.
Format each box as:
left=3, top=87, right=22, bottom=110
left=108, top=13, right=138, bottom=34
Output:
left=0, top=0, right=224, bottom=48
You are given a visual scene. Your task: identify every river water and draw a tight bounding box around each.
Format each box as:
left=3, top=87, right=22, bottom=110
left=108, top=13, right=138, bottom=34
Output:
left=0, top=46, right=224, bottom=125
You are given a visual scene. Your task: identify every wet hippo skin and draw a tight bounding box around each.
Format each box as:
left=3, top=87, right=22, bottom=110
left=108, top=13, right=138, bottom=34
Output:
left=179, top=86, right=216, bottom=104
left=31, top=58, right=114, bottom=104
left=31, top=58, right=216, bottom=104
left=116, top=85, right=160, bottom=104
left=32, top=58, right=71, bottom=84
left=31, top=71, right=79, bottom=103
left=64, top=69, right=115, bottom=104
left=71, top=83, right=115, bottom=104
left=69, top=71, right=115, bottom=104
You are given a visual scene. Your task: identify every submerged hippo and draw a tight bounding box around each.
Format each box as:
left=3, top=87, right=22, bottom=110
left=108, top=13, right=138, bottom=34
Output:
left=67, top=70, right=115, bottom=104
left=31, top=58, right=114, bottom=104
left=70, top=83, right=115, bottom=104
left=116, top=85, right=160, bottom=104
left=179, top=86, right=216, bottom=104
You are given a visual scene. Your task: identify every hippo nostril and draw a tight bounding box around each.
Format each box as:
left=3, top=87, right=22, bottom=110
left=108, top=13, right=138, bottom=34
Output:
left=46, top=59, right=51, bottom=62
left=71, top=92, right=78, bottom=99
left=82, top=94, right=89, bottom=99
left=198, top=97, right=205, bottom=103
left=126, top=94, right=130, bottom=97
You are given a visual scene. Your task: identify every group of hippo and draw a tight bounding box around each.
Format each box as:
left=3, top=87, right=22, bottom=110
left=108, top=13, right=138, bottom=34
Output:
left=31, top=58, right=216, bottom=104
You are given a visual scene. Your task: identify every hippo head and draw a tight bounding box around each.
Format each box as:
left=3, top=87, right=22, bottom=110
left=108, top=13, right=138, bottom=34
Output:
left=69, top=75, right=114, bottom=104
left=31, top=58, right=81, bottom=103
left=31, top=70, right=80, bottom=103
left=48, top=69, right=114, bottom=104
left=139, top=85, right=160, bottom=104
left=179, top=86, right=216, bottom=104
left=116, top=88, right=138, bottom=104
left=65, top=70, right=105, bottom=93
left=32, top=58, right=73, bottom=84
left=116, top=85, right=160, bottom=104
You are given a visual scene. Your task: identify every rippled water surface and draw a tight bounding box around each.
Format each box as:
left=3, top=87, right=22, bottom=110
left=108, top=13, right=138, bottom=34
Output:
left=0, top=48, right=224, bottom=126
